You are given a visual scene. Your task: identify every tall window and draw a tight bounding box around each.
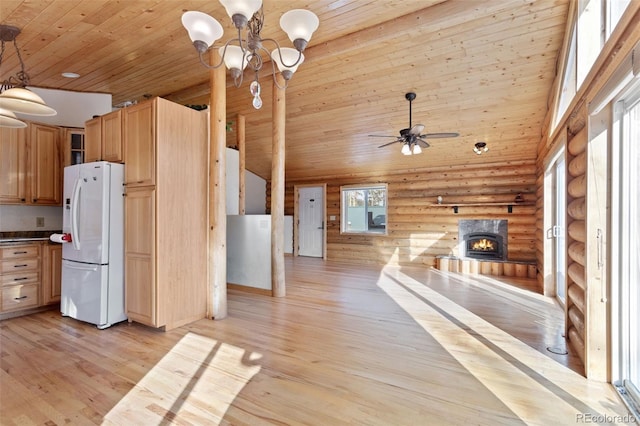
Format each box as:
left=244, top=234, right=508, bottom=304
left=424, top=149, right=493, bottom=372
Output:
left=611, top=83, right=640, bottom=417
left=341, top=184, right=387, bottom=234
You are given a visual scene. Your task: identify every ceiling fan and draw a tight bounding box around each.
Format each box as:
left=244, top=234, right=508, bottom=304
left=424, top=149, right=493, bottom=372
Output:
left=369, top=92, right=459, bottom=155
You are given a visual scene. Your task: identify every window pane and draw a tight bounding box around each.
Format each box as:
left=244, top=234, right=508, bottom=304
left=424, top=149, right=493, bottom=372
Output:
left=341, top=186, right=387, bottom=234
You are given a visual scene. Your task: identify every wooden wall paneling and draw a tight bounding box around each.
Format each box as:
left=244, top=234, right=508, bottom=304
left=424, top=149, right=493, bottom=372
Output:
left=276, top=161, right=538, bottom=268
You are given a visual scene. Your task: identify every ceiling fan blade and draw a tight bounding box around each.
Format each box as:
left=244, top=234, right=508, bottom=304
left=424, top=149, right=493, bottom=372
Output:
left=420, top=132, right=460, bottom=139
left=378, top=140, right=402, bottom=148
left=416, top=139, right=431, bottom=148
left=409, top=124, right=425, bottom=135
left=368, top=134, right=400, bottom=138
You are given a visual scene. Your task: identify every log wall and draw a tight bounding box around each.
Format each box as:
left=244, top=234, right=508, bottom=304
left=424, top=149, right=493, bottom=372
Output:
left=564, top=109, right=587, bottom=365
left=269, top=160, right=538, bottom=271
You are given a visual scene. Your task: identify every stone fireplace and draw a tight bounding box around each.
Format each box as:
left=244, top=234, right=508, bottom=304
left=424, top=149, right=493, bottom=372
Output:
left=458, top=219, right=508, bottom=261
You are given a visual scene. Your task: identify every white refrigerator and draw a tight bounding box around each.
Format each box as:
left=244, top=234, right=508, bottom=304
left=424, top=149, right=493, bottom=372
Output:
left=60, top=161, right=126, bottom=329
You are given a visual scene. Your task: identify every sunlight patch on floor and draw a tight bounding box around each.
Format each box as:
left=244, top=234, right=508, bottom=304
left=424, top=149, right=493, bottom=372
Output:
left=103, top=332, right=262, bottom=425
left=377, top=266, right=629, bottom=425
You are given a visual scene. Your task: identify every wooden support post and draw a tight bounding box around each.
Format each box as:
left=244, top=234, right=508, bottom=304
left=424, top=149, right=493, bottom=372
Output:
left=271, top=74, right=286, bottom=297
left=208, top=51, right=227, bottom=319
left=237, top=113, right=246, bottom=215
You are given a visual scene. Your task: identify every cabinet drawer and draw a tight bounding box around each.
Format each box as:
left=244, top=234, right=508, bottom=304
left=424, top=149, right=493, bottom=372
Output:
left=2, top=284, right=39, bottom=311
left=1, top=245, right=39, bottom=260
left=1, top=258, right=39, bottom=273
left=1, top=271, right=38, bottom=286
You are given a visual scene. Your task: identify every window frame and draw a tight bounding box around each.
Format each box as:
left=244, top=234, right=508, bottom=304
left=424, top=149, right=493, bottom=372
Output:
left=340, top=183, right=388, bottom=236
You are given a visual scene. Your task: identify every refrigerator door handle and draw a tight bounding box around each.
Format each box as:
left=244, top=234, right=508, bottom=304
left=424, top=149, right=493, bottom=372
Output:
left=71, top=178, right=82, bottom=251
left=62, top=260, right=99, bottom=272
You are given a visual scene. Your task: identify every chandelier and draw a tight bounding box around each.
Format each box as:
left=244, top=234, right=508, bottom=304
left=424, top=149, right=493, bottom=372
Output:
left=0, top=24, right=57, bottom=128
left=182, top=0, right=318, bottom=109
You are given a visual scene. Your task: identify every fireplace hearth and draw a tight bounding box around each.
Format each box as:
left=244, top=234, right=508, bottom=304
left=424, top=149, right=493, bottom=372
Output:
left=458, top=220, right=508, bottom=261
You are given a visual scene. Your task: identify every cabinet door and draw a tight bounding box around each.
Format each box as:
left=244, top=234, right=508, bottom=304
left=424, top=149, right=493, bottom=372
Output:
left=84, top=117, right=102, bottom=162
left=102, top=110, right=123, bottom=163
left=29, top=124, right=61, bottom=205
left=124, top=101, right=155, bottom=186
left=64, top=128, right=85, bottom=166
left=0, top=126, right=27, bottom=204
left=42, top=244, right=62, bottom=305
left=124, top=187, right=156, bottom=326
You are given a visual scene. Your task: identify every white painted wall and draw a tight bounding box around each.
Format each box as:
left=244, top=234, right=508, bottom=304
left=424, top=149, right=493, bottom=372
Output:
left=226, top=148, right=240, bottom=215
left=18, top=87, right=112, bottom=128
left=246, top=172, right=266, bottom=214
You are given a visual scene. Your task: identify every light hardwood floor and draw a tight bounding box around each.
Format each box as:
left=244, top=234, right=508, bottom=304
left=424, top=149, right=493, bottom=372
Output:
left=0, top=257, right=634, bottom=425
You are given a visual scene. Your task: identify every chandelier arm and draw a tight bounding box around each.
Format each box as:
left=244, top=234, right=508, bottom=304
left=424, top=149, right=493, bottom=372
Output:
left=261, top=37, right=303, bottom=68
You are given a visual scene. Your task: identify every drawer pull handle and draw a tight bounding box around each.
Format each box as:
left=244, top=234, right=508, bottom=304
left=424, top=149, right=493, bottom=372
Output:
left=13, top=251, right=28, bottom=255
left=14, top=264, right=28, bottom=268
left=13, top=277, right=29, bottom=281
left=14, top=296, right=28, bottom=300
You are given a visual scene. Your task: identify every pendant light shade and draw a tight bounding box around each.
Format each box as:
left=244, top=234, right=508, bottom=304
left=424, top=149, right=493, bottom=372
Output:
left=401, top=144, right=412, bottom=155
left=181, top=11, right=224, bottom=48
left=0, top=107, right=27, bottom=128
left=280, top=9, right=319, bottom=47
left=271, top=48, right=304, bottom=75
left=0, top=87, right=57, bottom=116
left=412, top=144, right=422, bottom=154
left=220, top=45, right=249, bottom=71
left=219, top=0, right=263, bottom=22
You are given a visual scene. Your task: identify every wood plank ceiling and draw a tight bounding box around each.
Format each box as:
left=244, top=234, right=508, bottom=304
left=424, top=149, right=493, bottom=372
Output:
left=0, top=0, right=570, bottom=180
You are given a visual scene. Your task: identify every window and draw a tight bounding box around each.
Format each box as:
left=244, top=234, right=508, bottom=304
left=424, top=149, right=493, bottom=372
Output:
left=340, top=184, right=387, bottom=234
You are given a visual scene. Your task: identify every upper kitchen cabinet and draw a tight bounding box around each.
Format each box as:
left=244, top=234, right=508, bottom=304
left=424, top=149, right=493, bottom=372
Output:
left=63, top=128, right=85, bottom=167
left=30, top=123, right=62, bottom=205
left=84, top=110, right=123, bottom=163
left=123, top=101, right=155, bottom=187
left=0, top=126, right=27, bottom=203
left=0, top=122, right=62, bottom=206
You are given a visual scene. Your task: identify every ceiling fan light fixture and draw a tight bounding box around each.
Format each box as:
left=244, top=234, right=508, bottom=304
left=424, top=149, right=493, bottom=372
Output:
left=474, top=142, right=488, bottom=155
left=412, top=144, right=422, bottom=154
left=401, top=143, right=412, bottom=155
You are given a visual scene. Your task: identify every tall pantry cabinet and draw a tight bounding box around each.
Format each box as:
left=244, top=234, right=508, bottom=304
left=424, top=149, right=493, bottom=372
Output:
left=122, top=97, right=208, bottom=330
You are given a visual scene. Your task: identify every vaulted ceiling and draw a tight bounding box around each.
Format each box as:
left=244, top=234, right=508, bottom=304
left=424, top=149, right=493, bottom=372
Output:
left=1, top=0, right=570, bottom=180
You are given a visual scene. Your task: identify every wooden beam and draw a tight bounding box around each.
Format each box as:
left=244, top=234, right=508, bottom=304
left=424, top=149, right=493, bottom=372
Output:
left=237, top=113, right=246, bottom=215
left=271, top=74, right=286, bottom=297
left=209, top=51, right=227, bottom=319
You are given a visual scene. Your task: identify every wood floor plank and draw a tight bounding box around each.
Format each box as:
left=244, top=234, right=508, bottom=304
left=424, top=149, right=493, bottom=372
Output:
left=0, top=257, right=634, bottom=425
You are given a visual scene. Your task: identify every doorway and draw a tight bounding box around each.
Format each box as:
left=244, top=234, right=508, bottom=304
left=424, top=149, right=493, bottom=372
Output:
left=545, top=145, right=567, bottom=305
left=295, top=185, right=326, bottom=258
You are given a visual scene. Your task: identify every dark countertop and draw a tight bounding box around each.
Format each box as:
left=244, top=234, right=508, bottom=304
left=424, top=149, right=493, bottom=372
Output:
left=0, top=230, right=62, bottom=243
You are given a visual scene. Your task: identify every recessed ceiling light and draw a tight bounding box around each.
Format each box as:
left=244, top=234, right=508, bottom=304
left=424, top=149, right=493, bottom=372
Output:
left=61, top=72, right=80, bottom=78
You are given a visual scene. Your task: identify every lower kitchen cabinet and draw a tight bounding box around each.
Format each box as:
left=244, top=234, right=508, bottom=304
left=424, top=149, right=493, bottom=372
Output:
left=42, top=243, right=62, bottom=305
left=0, top=244, right=40, bottom=313
left=0, top=241, right=63, bottom=317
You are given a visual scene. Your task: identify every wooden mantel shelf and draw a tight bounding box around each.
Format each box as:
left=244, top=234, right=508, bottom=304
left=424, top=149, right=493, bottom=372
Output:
left=431, top=202, right=535, bottom=213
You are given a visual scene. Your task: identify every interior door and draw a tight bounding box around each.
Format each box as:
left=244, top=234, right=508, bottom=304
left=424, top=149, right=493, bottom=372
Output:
left=298, top=186, right=324, bottom=257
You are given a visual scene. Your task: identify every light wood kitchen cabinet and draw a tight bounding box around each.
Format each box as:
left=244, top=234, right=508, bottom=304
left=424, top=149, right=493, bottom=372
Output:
left=42, top=243, right=62, bottom=305
left=124, top=187, right=156, bottom=326
left=30, top=123, right=62, bottom=205
left=0, top=126, right=27, bottom=203
left=123, top=97, right=208, bottom=330
left=84, top=110, right=123, bottom=163
left=63, top=128, right=85, bottom=166
left=0, top=244, right=40, bottom=312
left=0, top=122, right=61, bottom=206
left=123, top=101, right=155, bottom=187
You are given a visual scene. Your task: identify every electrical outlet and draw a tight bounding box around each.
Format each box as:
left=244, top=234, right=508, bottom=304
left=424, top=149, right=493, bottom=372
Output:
left=36, top=217, right=45, bottom=227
